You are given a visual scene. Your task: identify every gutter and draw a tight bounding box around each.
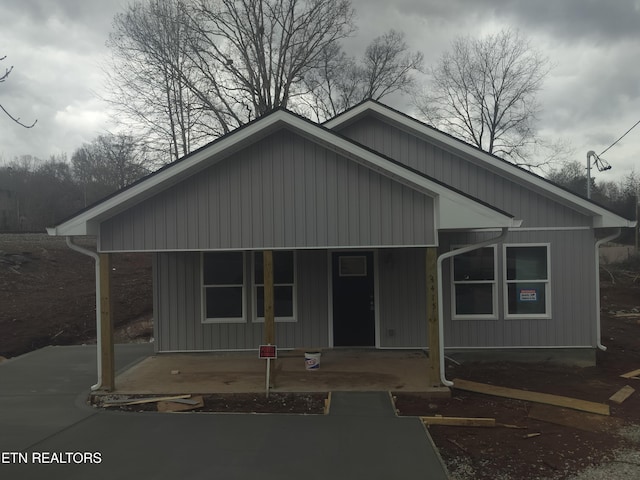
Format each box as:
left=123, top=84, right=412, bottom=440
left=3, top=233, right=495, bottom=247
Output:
left=594, top=228, right=621, bottom=351
left=65, top=237, right=103, bottom=391
left=437, top=227, right=510, bottom=387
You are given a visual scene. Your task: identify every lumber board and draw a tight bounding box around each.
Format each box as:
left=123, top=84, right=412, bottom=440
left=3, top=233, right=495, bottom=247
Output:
left=609, top=385, right=635, bottom=404
left=103, top=394, right=191, bottom=407
left=452, top=378, right=610, bottom=416
left=157, top=396, right=204, bottom=412
left=620, top=368, right=640, bottom=379
left=528, top=404, right=622, bottom=434
left=421, top=416, right=495, bottom=427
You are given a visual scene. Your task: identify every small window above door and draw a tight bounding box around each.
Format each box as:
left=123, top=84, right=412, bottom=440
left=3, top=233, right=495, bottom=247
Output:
left=339, top=255, right=367, bottom=277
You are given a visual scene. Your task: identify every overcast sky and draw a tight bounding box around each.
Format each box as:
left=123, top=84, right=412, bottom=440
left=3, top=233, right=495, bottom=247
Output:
left=1, top=0, right=639, bottom=184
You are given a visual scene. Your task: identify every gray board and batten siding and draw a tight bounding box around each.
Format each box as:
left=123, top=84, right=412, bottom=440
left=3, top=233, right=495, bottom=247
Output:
left=334, top=113, right=591, bottom=229
left=116, top=112, right=599, bottom=352
left=99, top=128, right=436, bottom=252
left=153, top=250, right=330, bottom=351
left=335, top=112, right=599, bottom=349
left=153, top=248, right=429, bottom=352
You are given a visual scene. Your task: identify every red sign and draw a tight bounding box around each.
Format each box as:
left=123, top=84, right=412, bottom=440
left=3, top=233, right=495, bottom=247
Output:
left=259, top=345, right=277, bottom=359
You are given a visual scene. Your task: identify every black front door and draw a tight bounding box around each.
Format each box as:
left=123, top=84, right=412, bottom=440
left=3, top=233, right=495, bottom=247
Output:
left=332, top=252, right=375, bottom=346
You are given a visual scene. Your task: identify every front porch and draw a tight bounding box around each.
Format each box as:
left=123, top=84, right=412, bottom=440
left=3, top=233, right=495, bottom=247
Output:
left=112, top=349, right=448, bottom=394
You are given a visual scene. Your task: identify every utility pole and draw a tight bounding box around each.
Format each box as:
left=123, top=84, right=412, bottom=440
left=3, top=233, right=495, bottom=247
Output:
left=586, top=151, right=612, bottom=199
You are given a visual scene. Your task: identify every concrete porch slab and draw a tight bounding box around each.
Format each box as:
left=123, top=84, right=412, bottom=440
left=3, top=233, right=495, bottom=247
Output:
left=112, top=349, right=448, bottom=394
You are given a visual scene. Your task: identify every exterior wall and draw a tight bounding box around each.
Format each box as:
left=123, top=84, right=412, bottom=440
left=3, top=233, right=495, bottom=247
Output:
left=154, top=249, right=329, bottom=351
left=335, top=114, right=599, bottom=351
left=439, top=229, right=597, bottom=348
left=100, top=128, right=436, bottom=252
left=378, top=248, right=428, bottom=348
left=336, top=115, right=591, bottom=228
left=145, top=113, right=600, bottom=352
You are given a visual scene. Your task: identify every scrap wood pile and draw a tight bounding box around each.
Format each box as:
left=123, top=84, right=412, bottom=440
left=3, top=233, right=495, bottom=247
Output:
left=93, top=394, right=204, bottom=412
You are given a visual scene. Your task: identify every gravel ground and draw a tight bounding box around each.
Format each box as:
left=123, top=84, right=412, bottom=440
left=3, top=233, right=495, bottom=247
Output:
left=447, top=425, right=640, bottom=480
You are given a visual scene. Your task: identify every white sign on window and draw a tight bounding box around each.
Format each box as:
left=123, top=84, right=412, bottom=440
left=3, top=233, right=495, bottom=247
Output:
left=519, top=289, right=537, bottom=302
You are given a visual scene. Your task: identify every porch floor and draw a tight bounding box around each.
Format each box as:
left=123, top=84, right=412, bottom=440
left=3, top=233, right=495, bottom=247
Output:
left=113, top=349, right=441, bottom=394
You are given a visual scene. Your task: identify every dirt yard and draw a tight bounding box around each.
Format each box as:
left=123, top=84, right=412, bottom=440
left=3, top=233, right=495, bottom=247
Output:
left=0, top=234, right=153, bottom=358
left=1, top=233, right=639, bottom=479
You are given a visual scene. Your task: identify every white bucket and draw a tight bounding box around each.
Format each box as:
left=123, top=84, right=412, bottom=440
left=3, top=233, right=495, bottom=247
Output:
left=304, top=352, right=321, bottom=370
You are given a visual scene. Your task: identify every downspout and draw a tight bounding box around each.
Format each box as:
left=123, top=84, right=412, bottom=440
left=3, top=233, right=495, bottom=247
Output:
left=594, top=228, right=621, bottom=351
left=437, top=227, right=510, bottom=387
left=65, top=236, right=103, bottom=391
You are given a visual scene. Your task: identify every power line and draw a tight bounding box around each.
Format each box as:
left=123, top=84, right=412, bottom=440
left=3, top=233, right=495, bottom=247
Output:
left=600, top=119, right=640, bottom=156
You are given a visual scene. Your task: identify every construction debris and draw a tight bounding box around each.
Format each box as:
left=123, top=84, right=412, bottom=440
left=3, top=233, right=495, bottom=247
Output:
left=157, top=395, right=204, bottom=412
left=496, top=423, right=527, bottom=429
left=523, top=433, right=541, bottom=439
left=609, top=385, right=635, bottom=404
left=452, top=378, right=610, bottom=416
left=528, top=404, right=622, bottom=434
left=102, top=394, right=192, bottom=407
left=421, top=416, right=496, bottom=427
left=620, top=368, right=640, bottom=379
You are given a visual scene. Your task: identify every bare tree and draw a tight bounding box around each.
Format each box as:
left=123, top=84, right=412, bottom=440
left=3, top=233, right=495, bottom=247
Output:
left=71, top=133, right=152, bottom=195
left=415, top=29, right=550, bottom=168
left=105, top=0, right=356, bottom=156
left=184, top=0, right=356, bottom=125
left=302, top=30, right=423, bottom=120
left=0, top=55, right=37, bottom=128
left=105, top=0, right=208, bottom=161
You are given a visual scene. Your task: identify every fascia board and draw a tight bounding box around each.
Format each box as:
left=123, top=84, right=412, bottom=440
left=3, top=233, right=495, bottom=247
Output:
left=326, top=101, right=633, bottom=228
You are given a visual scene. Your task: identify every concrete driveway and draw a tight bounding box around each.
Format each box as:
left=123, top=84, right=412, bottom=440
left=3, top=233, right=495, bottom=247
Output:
left=0, top=344, right=449, bottom=479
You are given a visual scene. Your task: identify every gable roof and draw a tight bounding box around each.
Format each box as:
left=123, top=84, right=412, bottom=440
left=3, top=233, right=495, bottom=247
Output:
left=48, top=108, right=520, bottom=237
left=325, top=100, right=635, bottom=229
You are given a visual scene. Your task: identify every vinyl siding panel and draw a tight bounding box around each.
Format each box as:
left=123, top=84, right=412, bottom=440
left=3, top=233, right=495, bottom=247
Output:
left=100, top=128, right=436, bottom=252
left=337, top=116, right=591, bottom=228
left=378, top=248, right=428, bottom=348
left=154, top=250, right=328, bottom=352
left=439, top=229, right=597, bottom=348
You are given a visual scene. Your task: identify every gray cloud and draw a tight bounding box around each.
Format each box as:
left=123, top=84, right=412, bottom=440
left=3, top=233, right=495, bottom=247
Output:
left=1, top=0, right=639, bottom=181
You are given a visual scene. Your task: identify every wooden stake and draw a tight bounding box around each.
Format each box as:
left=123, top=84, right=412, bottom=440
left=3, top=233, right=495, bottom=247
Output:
left=99, top=253, right=115, bottom=392
left=263, top=250, right=276, bottom=389
left=426, top=248, right=441, bottom=387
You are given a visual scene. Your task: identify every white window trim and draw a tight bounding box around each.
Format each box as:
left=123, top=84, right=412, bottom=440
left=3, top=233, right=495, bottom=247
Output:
left=451, top=245, right=498, bottom=320
left=252, top=251, right=297, bottom=323
left=201, top=252, right=247, bottom=324
left=503, top=243, right=552, bottom=320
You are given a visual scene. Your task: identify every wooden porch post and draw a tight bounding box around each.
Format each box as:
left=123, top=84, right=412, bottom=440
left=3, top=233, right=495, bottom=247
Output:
left=99, top=253, right=115, bottom=391
left=263, top=250, right=276, bottom=387
left=426, top=247, right=442, bottom=388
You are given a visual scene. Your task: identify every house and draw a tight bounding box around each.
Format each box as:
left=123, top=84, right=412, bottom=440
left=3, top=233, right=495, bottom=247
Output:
left=48, top=100, right=635, bottom=391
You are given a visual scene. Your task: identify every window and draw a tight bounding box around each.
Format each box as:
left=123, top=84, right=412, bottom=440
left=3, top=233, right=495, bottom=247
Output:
left=504, top=245, right=551, bottom=318
left=339, top=255, right=367, bottom=277
left=452, top=246, right=497, bottom=318
left=202, top=252, right=245, bottom=323
left=253, top=251, right=296, bottom=322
